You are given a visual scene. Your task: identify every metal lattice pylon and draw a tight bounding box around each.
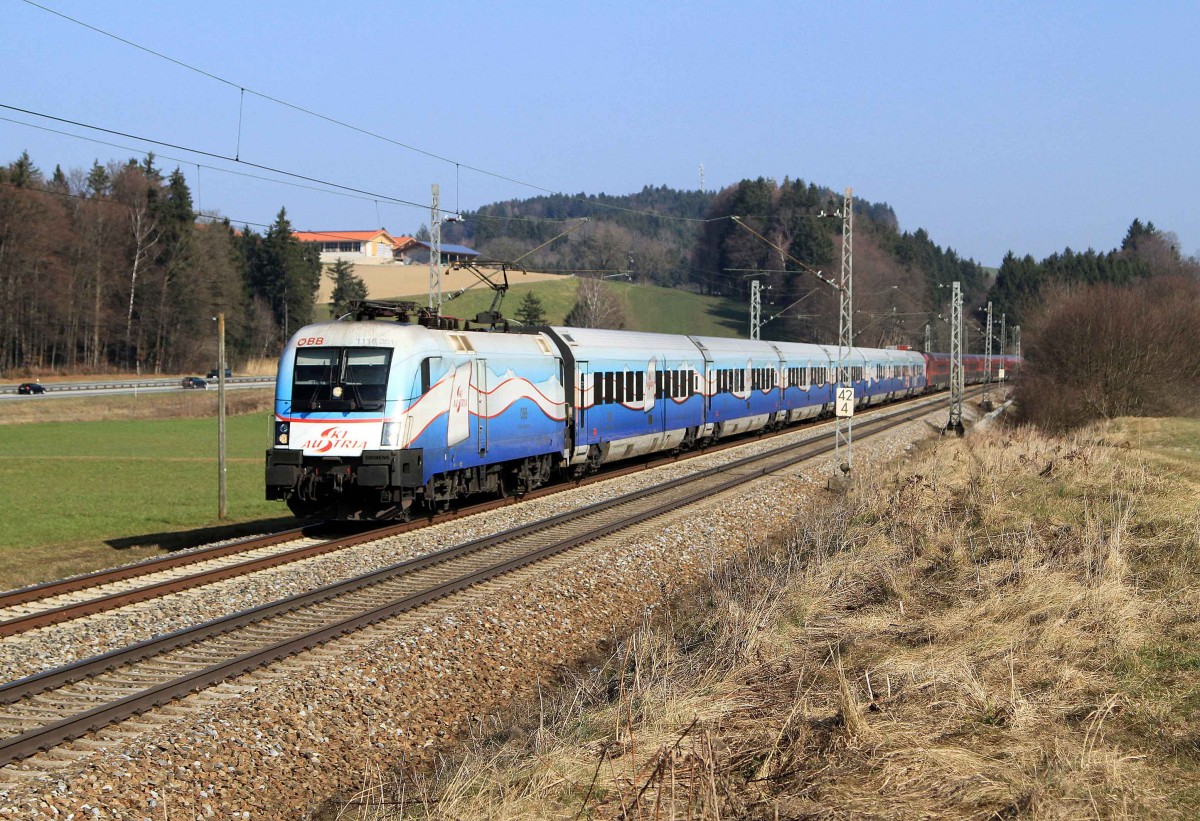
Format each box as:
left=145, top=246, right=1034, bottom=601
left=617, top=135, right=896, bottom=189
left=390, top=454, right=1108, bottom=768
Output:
left=982, top=300, right=993, bottom=410
left=945, top=281, right=964, bottom=435
left=429, top=184, right=442, bottom=310
left=750, top=279, right=761, bottom=340
left=834, top=187, right=854, bottom=475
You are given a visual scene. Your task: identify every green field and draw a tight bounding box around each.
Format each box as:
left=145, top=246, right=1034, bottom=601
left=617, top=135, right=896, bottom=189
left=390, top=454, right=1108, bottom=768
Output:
left=0, top=412, right=291, bottom=588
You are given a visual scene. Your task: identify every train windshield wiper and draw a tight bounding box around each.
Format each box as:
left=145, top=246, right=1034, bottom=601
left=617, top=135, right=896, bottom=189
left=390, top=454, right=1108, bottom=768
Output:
left=346, top=382, right=383, bottom=411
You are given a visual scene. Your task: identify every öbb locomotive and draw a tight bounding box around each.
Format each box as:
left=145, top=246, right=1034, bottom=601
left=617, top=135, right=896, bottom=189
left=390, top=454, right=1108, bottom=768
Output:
left=265, top=317, right=1017, bottom=519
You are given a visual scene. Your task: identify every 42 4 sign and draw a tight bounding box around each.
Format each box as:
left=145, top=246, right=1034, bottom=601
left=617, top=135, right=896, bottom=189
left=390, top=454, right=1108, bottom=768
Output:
left=835, top=386, right=855, bottom=418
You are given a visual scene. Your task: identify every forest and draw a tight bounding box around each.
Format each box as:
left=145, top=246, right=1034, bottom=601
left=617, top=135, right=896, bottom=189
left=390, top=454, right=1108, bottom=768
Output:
left=2, top=148, right=1196, bottom=377
left=0, top=151, right=321, bottom=375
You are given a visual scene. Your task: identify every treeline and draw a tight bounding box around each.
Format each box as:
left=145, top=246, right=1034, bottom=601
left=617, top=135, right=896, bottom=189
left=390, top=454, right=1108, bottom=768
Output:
left=6, top=146, right=1197, bottom=379
left=458, top=185, right=713, bottom=287
left=456, top=176, right=985, bottom=347
left=989, top=219, right=1194, bottom=326
left=0, top=151, right=322, bottom=375
left=695, top=178, right=984, bottom=346
left=998, top=221, right=1200, bottom=430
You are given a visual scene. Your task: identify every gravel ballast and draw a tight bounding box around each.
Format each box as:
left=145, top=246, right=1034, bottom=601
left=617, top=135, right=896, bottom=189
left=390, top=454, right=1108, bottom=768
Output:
left=0, top=404, right=973, bottom=818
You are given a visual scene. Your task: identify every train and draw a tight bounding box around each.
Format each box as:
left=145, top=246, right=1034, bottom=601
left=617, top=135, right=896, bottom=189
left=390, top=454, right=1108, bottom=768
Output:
left=265, top=315, right=1020, bottom=519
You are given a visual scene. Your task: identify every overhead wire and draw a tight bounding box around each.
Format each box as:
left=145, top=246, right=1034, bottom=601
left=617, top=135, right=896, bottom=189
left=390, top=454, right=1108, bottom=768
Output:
left=17, top=0, right=725, bottom=225
left=0, top=102, right=436, bottom=211
left=731, top=216, right=841, bottom=290
left=0, top=111, right=636, bottom=228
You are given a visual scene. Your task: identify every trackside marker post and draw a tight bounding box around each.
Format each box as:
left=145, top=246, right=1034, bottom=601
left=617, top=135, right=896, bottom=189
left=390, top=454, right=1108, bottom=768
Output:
left=835, top=386, right=855, bottom=418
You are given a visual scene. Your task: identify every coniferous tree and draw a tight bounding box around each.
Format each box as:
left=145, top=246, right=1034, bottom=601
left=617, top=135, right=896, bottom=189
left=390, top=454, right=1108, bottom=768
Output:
left=86, top=161, right=110, bottom=197
left=328, top=258, right=368, bottom=317
left=245, top=208, right=322, bottom=345
left=515, top=291, right=547, bottom=325
left=8, top=151, right=40, bottom=188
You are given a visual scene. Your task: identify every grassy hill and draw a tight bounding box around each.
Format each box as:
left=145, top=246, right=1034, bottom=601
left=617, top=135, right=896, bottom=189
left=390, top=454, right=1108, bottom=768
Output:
left=393, top=279, right=748, bottom=338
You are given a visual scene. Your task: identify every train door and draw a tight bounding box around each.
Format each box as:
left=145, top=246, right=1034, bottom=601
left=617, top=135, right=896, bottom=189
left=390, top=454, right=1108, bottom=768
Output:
left=475, top=358, right=488, bottom=455
left=576, top=359, right=589, bottom=442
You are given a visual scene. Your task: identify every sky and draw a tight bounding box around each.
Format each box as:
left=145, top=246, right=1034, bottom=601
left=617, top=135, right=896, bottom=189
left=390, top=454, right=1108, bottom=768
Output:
left=2, top=0, right=1197, bottom=267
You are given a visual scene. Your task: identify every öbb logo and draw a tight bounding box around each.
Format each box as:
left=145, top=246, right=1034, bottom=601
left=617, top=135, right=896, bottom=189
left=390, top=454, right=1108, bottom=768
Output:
left=304, top=426, right=368, bottom=453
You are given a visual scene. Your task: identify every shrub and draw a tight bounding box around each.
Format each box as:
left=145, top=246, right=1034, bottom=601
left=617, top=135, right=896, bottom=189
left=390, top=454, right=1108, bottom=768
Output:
left=1015, top=275, right=1200, bottom=431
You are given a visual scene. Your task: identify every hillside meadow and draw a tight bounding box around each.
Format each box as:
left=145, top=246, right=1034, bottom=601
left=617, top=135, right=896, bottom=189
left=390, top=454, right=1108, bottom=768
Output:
left=395, top=278, right=748, bottom=337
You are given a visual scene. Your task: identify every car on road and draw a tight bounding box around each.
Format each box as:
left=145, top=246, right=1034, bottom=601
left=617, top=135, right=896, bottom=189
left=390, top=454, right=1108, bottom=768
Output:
left=16, top=382, right=46, bottom=395
left=181, top=377, right=208, bottom=389
left=207, top=368, right=232, bottom=379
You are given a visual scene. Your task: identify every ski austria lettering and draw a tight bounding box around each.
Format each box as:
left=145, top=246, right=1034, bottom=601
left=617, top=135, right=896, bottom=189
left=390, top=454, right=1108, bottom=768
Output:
left=266, top=320, right=1018, bottom=519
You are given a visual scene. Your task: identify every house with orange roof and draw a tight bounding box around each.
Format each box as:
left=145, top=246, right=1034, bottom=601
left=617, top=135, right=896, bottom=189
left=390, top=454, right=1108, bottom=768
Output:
left=293, top=229, right=411, bottom=265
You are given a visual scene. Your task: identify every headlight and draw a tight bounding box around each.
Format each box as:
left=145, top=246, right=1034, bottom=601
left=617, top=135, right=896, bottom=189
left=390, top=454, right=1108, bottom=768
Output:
left=275, top=421, right=289, bottom=446
left=380, top=420, right=401, bottom=447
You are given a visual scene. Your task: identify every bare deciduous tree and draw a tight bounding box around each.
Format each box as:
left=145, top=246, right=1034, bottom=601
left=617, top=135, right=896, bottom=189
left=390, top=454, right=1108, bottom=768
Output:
left=563, top=275, right=626, bottom=329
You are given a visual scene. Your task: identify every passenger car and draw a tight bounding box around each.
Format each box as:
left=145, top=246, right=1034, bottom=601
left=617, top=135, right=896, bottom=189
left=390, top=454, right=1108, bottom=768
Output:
left=265, top=320, right=933, bottom=519
left=16, top=382, right=46, bottom=395
left=181, top=377, right=208, bottom=389
left=207, top=368, right=232, bottom=379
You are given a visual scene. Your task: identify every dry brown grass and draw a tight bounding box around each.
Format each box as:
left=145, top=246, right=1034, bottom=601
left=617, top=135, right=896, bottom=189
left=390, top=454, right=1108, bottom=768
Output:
left=334, top=421, right=1200, bottom=820
left=0, top=385, right=273, bottom=425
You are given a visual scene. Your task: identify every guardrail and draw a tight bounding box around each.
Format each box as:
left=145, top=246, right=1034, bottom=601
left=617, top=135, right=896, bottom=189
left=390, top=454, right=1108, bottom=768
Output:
left=1, top=376, right=276, bottom=395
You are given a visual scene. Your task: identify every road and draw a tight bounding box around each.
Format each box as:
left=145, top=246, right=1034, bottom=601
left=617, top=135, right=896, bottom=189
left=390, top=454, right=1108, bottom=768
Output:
left=0, top=377, right=274, bottom=399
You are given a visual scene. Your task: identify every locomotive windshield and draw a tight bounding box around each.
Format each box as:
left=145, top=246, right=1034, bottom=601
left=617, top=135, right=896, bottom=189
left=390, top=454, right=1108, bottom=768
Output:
left=292, top=346, right=392, bottom=411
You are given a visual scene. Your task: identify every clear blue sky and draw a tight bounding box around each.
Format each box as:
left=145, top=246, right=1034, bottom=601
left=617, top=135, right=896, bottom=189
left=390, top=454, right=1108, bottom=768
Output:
left=2, top=0, right=1196, bottom=267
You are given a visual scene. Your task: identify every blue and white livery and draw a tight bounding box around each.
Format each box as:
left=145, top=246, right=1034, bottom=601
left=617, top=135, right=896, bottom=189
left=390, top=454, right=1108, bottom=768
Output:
left=266, top=319, right=928, bottom=519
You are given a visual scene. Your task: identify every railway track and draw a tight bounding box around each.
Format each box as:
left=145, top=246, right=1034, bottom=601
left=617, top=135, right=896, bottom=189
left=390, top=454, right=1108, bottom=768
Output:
left=0, top=390, right=981, bottom=773
left=0, top=388, right=984, bottom=641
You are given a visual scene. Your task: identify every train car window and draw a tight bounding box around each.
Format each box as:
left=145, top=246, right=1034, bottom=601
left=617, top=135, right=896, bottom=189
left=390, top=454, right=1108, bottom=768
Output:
left=420, top=357, right=437, bottom=394
left=614, top=372, right=625, bottom=404
left=343, top=348, right=391, bottom=404
left=604, top=372, right=614, bottom=405
left=292, top=348, right=337, bottom=406
left=446, top=334, right=474, bottom=353
left=635, top=371, right=644, bottom=402
left=625, top=371, right=635, bottom=402
left=593, top=372, right=602, bottom=406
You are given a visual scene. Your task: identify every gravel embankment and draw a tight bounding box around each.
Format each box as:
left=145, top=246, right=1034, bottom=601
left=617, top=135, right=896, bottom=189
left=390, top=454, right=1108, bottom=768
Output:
left=0, top=403, right=971, bottom=818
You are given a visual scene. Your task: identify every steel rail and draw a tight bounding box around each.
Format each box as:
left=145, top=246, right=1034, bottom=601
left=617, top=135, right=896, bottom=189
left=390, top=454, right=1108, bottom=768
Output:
left=0, top=387, right=979, bottom=636
left=0, top=392, right=965, bottom=768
